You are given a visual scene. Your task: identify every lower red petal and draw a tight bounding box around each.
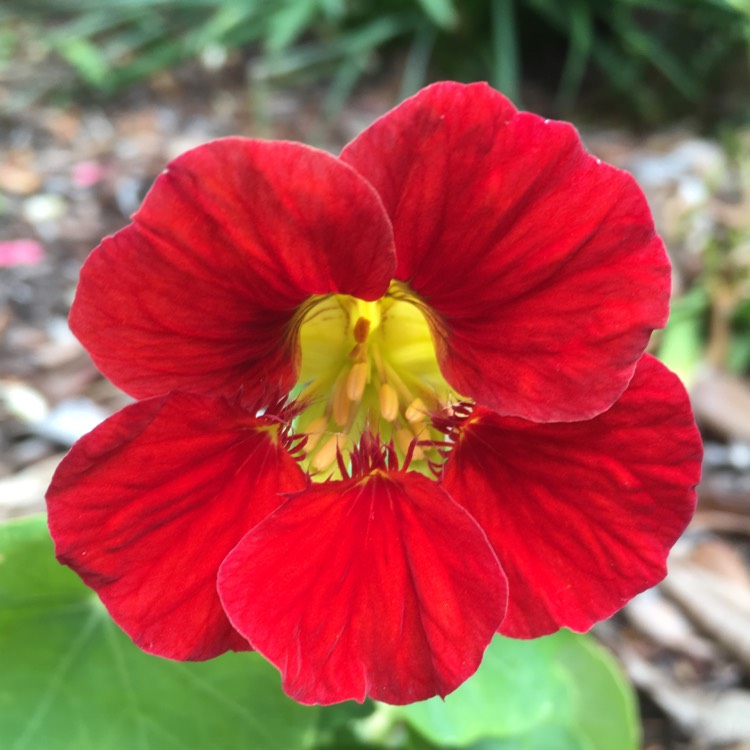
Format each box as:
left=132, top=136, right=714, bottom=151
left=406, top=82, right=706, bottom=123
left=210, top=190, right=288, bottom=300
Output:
left=443, top=355, right=701, bottom=637
left=45, top=393, right=306, bottom=660
left=218, top=470, right=507, bottom=705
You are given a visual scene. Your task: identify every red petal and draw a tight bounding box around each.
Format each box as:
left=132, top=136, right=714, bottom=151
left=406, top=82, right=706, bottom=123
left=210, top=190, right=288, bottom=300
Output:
left=71, top=138, right=395, bottom=403
left=45, top=393, right=306, bottom=660
left=218, top=470, right=507, bottom=705
left=341, top=82, right=670, bottom=421
left=442, top=355, right=701, bottom=637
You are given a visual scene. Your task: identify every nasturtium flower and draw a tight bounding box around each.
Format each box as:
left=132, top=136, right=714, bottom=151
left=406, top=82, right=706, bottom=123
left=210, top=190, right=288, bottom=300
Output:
left=46, top=82, right=702, bottom=706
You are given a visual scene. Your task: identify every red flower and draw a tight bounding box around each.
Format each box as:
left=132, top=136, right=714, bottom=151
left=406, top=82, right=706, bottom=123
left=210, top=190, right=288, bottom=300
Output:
left=46, top=82, right=701, bottom=705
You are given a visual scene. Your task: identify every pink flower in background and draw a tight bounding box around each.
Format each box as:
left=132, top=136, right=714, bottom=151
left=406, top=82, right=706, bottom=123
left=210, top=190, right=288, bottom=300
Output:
left=46, top=82, right=702, bottom=705
left=0, top=239, right=44, bottom=267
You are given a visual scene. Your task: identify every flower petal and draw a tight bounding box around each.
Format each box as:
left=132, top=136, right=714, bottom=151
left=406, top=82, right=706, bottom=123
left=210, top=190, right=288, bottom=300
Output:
left=341, top=81, right=670, bottom=421
left=71, top=138, right=396, bottom=403
left=442, top=354, right=701, bottom=637
left=45, top=393, right=307, bottom=660
left=218, top=470, right=507, bottom=705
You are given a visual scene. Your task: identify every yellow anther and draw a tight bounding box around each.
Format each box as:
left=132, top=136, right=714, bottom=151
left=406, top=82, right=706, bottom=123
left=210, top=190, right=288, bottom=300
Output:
left=395, top=427, right=424, bottom=461
left=312, top=432, right=344, bottom=472
left=404, top=397, right=427, bottom=424
left=346, top=361, right=369, bottom=402
left=332, top=374, right=351, bottom=426
left=302, top=416, right=329, bottom=454
left=378, top=382, right=399, bottom=422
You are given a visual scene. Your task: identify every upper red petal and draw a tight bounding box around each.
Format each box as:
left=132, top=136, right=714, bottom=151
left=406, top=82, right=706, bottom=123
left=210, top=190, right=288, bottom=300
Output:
left=45, top=393, right=307, bottom=660
left=442, top=354, right=701, bottom=637
left=341, top=81, right=670, bottom=421
left=71, top=138, right=396, bottom=403
left=218, top=469, right=507, bottom=705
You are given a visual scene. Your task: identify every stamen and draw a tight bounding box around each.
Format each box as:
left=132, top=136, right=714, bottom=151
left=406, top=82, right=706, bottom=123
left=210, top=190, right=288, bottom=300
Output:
left=395, top=428, right=424, bottom=461
left=405, top=397, right=427, bottom=424
left=332, top=373, right=351, bottom=426
left=383, top=363, right=415, bottom=404
left=313, top=433, right=344, bottom=472
left=378, top=382, right=399, bottom=422
left=346, top=362, right=369, bottom=402
left=371, top=345, right=387, bottom=383
left=302, top=416, right=329, bottom=454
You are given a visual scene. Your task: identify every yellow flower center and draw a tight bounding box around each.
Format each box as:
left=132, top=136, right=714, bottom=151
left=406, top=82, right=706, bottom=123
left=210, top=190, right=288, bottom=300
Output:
left=293, top=281, right=457, bottom=478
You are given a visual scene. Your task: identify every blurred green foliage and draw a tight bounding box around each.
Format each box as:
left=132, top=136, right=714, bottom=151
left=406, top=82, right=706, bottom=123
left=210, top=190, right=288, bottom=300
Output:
left=2, top=0, right=750, bottom=124
left=656, top=129, right=750, bottom=382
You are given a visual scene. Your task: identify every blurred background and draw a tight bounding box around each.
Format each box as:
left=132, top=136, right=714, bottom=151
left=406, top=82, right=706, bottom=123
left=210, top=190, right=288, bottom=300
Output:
left=1, top=1, right=749, bottom=748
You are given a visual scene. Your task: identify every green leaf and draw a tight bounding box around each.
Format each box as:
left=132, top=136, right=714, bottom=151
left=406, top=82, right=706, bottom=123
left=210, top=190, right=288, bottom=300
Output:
left=467, top=724, right=582, bottom=750
left=657, top=285, right=709, bottom=386
left=397, top=631, right=638, bottom=750
left=399, top=23, right=437, bottom=100
left=413, top=0, right=459, bottom=30
left=553, top=632, right=639, bottom=750
left=556, top=0, right=593, bottom=111
left=266, top=0, right=321, bottom=53
left=491, top=0, right=520, bottom=102
left=0, top=515, right=319, bottom=750
left=399, top=637, right=569, bottom=743
left=728, top=297, right=750, bottom=374
left=55, top=37, right=110, bottom=87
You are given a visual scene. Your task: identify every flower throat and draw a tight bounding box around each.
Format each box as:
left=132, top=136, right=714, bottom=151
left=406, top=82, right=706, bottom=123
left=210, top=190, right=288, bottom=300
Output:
left=293, top=281, right=457, bottom=478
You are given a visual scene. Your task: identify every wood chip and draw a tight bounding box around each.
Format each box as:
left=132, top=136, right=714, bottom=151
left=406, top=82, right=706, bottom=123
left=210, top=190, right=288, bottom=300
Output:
left=0, top=455, right=62, bottom=521
left=663, top=557, right=750, bottom=671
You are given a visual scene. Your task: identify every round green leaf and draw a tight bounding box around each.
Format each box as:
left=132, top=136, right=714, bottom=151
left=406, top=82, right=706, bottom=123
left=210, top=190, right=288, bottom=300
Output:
left=0, top=515, right=319, bottom=750
left=553, top=631, right=639, bottom=750
left=397, top=631, right=638, bottom=750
